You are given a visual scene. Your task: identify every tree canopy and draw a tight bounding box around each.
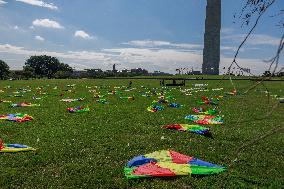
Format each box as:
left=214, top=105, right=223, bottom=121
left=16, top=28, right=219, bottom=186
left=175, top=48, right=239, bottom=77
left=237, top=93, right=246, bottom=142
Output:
left=24, top=55, right=73, bottom=78
left=0, top=60, right=10, bottom=80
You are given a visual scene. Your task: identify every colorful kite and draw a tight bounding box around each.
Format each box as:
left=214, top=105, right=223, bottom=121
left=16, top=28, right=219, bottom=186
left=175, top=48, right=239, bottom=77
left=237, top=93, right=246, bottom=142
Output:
left=124, top=150, right=226, bottom=179
left=162, top=124, right=209, bottom=135
left=67, top=106, right=90, bottom=113
left=192, top=107, right=218, bottom=115
left=0, top=100, right=12, bottom=103
left=147, top=105, right=164, bottom=112
left=185, top=115, right=223, bottom=125
left=108, top=90, right=122, bottom=95
left=120, top=96, right=135, bottom=100
left=197, top=96, right=219, bottom=105
left=11, top=102, right=40, bottom=107
left=168, top=103, right=183, bottom=108
left=0, top=113, right=33, bottom=122
left=0, top=140, right=35, bottom=153
left=60, top=98, right=84, bottom=102
left=153, top=99, right=168, bottom=104
left=94, top=94, right=106, bottom=98
left=96, top=99, right=108, bottom=104
left=225, top=90, right=238, bottom=95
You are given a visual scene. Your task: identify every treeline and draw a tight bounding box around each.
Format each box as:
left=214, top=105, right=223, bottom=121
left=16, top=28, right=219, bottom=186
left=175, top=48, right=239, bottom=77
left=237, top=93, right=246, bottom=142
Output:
left=1, top=55, right=73, bottom=80
left=0, top=55, right=153, bottom=80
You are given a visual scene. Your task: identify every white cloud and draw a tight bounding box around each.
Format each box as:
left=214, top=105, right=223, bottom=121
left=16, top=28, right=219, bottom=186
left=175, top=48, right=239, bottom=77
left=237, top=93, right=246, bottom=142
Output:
left=123, top=40, right=202, bottom=50
left=74, top=30, right=93, bottom=39
left=219, top=57, right=273, bottom=75
left=221, top=27, right=234, bottom=34
left=14, top=25, right=19, bottom=30
left=32, top=19, right=64, bottom=29
left=35, top=35, right=45, bottom=41
left=0, top=0, right=7, bottom=6
left=16, top=0, right=58, bottom=10
left=0, top=43, right=282, bottom=75
left=222, top=34, right=280, bottom=46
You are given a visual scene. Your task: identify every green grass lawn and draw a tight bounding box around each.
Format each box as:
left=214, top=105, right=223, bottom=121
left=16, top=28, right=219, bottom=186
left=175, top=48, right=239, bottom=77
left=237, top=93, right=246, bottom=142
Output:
left=0, top=78, right=283, bottom=188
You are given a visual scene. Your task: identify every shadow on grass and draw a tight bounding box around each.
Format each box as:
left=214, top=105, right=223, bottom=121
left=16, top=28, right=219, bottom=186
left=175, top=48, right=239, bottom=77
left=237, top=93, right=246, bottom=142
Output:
left=203, top=132, right=214, bottom=139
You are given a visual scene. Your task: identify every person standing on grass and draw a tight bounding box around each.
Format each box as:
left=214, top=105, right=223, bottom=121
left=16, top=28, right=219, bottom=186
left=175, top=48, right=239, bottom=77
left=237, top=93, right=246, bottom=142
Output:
left=128, top=81, right=132, bottom=88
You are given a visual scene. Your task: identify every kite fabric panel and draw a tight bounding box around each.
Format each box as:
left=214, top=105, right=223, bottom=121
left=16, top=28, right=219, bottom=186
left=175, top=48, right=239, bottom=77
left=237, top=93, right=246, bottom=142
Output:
left=0, top=113, right=33, bottom=122
left=162, top=124, right=209, bottom=135
left=60, top=98, right=84, bottom=102
left=185, top=115, right=223, bottom=125
left=124, top=150, right=226, bottom=179
left=147, top=105, right=164, bottom=112
left=192, top=107, right=218, bottom=115
left=11, top=102, right=40, bottom=107
left=0, top=140, right=35, bottom=153
left=67, top=106, right=90, bottom=113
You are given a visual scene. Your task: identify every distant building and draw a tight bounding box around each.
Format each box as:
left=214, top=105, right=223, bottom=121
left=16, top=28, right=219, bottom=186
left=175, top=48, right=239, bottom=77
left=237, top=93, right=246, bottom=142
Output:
left=130, top=68, right=148, bottom=75
left=121, top=69, right=130, bottom=73
left=150, top=71, right=172, bottom=76
left=112, top=64, right=117, bottom=73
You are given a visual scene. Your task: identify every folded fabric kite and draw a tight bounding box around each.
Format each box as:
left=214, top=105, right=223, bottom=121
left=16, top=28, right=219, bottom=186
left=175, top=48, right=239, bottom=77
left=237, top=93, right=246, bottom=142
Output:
left=67, top=106, right=90, bottom=113
left=0, top=100, right=12, bottom=103
left=168, top=103, right=183, bottom=108
left=60, top=98, right=84, bottom=102
left=94, top=94, right=106, bottom=98
left=162, top=124, right=209, bottom=135
left=120, top=96, right=135, bottom=100
left=0, top=140, right=35, bottom=153
left=108, top=90, right=122, bottom=95
left=11, top=102, right=40, bottom=107
left=225, top=90, right=238, bottom=95
left=96, top=99, right=108, bottom=104
left=197, top=99, right=218, bottom=105
left=0, top=113, right=33, bottom=122
left=147, top=105, right=164, bottom=112
left=11, top=94, right=23, bottom=97
left=153, top=99, right=168, bottom=104
left=124, top=150, right=226, bottom=179
left=192, top=107, right=218, bottom=115
left=197, top=96, right=219, bottom=105
left=212, top=88, right=223, bottom=91
left=66, top=84, right=76, bottom=87
left=185, top=115, right=223, bottom=125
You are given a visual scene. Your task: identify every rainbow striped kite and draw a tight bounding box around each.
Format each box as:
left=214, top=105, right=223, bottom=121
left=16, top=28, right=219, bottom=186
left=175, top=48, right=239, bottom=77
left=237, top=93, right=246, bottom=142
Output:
left=11, top=102, right=40, bottom=107
left=0, top=113, right=33, bottom=122
left=192, top=107, right=218, bottom=115
left=147, top=105, right=164, bottom=112
left=185, top=115, right=223, bottom=125
left=67, top=106, right=90, bottom=113
left=124, top=150, right=226, bottom=179
left=162, top=124, right=209, bottom=135
left=0, top=140, right=35, bottom=153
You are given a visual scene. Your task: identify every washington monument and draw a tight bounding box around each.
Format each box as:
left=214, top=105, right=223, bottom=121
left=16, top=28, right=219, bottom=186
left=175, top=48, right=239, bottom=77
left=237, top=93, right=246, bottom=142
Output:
left=202, top=0, right=221, bottom=75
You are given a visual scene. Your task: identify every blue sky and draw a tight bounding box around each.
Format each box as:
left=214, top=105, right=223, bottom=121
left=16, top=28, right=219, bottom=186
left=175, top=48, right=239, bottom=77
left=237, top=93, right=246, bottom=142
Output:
left=0, top=0, right=283, bottom=74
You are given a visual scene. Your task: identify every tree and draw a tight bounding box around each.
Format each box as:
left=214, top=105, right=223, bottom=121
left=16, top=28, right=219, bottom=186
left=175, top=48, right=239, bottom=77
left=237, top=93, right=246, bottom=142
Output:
left=230, top=0, right=283, bottom=77
left=22, top=66, right=35, bottom=79
left=24, top=55, right=73, bottom=79
left=0, top=60, right=10, bottom=80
